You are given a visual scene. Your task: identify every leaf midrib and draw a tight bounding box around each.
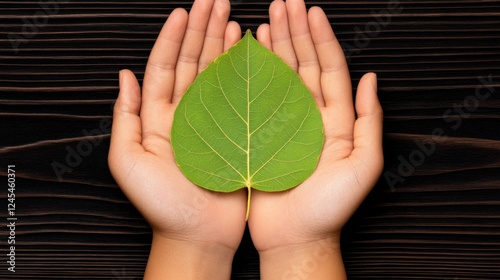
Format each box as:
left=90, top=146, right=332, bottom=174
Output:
left=246, top=33, right=251, bottom=187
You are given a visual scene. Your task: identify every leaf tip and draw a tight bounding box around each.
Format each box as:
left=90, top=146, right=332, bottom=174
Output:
left=244, top=29, right=254, bottom=39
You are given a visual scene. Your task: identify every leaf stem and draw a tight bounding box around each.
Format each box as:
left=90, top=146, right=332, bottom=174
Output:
left=245, top=185, right=251, bottom=221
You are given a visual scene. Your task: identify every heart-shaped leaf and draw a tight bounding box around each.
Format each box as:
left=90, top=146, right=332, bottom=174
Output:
left=171, top=31, right=324, bottom=218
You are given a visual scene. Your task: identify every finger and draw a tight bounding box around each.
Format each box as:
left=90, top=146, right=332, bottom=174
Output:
left=256, top=23, right=272, bottom=50
left=350, top=73, right=384, bottom=187
left=198, top=0, right=231, bottom=72
left=109, top=70, right=145, bottom=183
left=309, top=7, right=352, bottom=108
left=172, top=0, right=216, bottom=103
left=269, top=0, right=298, bottom=70
left=141, top=8, right=188, bottom=145
left=286, top=0, right=322, bottom=106
left=224, top=21, right=242, bottom=51
left=309, top=6, right=355, bottom=142
left=143, top=8, right=188, bottom=105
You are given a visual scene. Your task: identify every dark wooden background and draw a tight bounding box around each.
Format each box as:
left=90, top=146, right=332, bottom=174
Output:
left=1, top=1, right=499, bottom=279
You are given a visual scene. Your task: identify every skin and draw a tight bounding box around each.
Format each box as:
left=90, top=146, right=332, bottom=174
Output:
left=250, top=1, right=383, bottom=279
left=108, top=0, right=246, bottom=279
left=108, top=0, right=383, bottom=279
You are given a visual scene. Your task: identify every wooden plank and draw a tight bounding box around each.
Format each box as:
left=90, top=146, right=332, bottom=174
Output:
left=0, top=1, right=499, bottom=279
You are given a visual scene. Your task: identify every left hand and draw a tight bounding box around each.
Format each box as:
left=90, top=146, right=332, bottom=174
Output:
left=248, top=0, right=384, bottom=278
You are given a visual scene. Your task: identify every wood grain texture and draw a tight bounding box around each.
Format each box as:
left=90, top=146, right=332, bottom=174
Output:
left=1, top=1, right=499, bottom=279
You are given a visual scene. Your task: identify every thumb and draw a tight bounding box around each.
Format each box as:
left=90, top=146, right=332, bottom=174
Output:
left=350, top=73, right=384, bottom=187
left=108, top=70, right=144, bottom=181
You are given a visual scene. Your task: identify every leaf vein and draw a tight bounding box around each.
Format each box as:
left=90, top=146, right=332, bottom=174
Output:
left=216, top=63, right=248, bottom=125
left=250, top=73, right=292, bottom=136
left=184, top=163, right=244, bottom=184
left=272, top=147, right=321, bottom=163
left=229, top=52, right=248, bottom=82
left=183, top=105, right=246, bottom=181
left=250, top=103, right=313, bottom=180
left=199, top=85, right=247, bottom=153
left=249, top=57, right=266, bottom=80
left=246, top=33, right=251, bottom=185
left=253, top=169, right=309, bottom=185
left=250, top=63, right=276, bottom=104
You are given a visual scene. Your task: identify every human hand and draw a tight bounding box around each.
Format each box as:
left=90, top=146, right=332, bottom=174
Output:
left=249, top=0, right=384, bottom=279
left=108, top=0, right=246, bottom=279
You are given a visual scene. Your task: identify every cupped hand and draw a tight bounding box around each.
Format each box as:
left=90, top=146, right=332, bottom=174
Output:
left=249, top=0, right=384, bottom=254
left=108, top=0, right=246, bottom=259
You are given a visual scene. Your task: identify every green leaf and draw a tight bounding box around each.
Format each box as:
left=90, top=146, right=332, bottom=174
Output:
left=171, top=30, right=324, bottom=219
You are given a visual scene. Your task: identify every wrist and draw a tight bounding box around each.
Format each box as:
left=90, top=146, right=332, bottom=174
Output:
left=258, top=236, right=346, bottom=280
left=144, top=231, right=236, bottom=280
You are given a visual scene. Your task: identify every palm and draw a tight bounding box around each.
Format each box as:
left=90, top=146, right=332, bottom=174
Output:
left=249, top=111, right=372, bottom=250
left=118, top=138, right=246, bottom=246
